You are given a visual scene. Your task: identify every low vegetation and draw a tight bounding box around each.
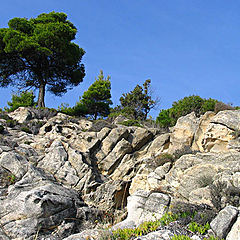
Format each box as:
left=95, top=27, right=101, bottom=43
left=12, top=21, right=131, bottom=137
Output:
left=100, top=210, right=219, bottom=240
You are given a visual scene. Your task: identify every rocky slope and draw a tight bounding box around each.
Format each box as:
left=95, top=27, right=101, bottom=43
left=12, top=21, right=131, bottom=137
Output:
left=0, top=107, right=239, bottom=239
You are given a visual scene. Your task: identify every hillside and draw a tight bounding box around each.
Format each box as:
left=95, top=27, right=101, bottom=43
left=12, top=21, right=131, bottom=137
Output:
left=0, top=107, right=240, bottom=240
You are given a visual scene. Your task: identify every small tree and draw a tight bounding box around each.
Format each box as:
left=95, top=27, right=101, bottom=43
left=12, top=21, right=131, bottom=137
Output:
left=119, top=79, right=158, bottom=120
left=0, top=12, right=85, bottom=107
left=6, top=91, right=36, bottom=112
left=80, top=70, right=112, bottom=120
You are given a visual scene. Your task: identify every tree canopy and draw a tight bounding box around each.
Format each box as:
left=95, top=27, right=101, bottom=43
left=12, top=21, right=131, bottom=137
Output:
left=0, top=12, right=85, bottom=107
left=79, top=70, right=112, bottom=119
left=118, top=79, right=158, bottom=120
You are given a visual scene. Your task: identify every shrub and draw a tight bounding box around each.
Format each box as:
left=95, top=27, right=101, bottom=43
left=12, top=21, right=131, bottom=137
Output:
left=119, top=119, right=142, bottom=127
left=214, top=102, right=235, bottom=113
left=188, top=221, right=210, bottom=234
left=171, top=236, right=191, bottom=240
left=21, top=127, right=32, bottom=134
left=58, top=102, right=87, bottom=117
left=5, top=91, right=36, bottom=112
left=156, top=95, right=219, bottom=128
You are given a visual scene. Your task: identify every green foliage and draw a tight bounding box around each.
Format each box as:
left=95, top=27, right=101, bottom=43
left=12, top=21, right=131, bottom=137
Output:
left=6, top=119, right=18, bottom=128
left=156, top=95, right=218, bottom=128
left=171, top=235, right=191, bottom=240
left=58, top=102, right=87, bottom=117
left=119, top=119, right=142, bottom=127
left=188, top=221, right=210, bottom=234
left=118, top=79, right=157, bottom=120
left=7, top=174, right=16, bottom=184
left=0, top=11, right=85, bottom=107
left=21, top=126, right=32, bottom=134
left=80, top=70, right=112, bottom=119
left=5, top=91, right=36, bottom=112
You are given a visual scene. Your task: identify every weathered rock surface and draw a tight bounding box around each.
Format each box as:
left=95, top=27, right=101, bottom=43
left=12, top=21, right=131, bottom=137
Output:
left=169, top=112, right=199, bottom=153
left=1, top=107, right=240, bottom=239
left=210, top=205, right=239, bottom=239
left=226, top=214, right=240, bottom=240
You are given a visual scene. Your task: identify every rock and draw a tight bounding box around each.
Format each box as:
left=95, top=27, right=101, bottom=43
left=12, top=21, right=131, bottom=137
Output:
left=129, top=164, right=152, bottom=195
left=192, top=111, right=216, bottom=152
left=202, top=122, right=234, bottom=152
left=95, top=127, right=129, bottom=161
left=212, top=110, right=240, bottom=131
left=147, top=133, right=170, bottom=156
left=98, top=138, right=133, bottom=175
left=110, top=154, right=138, bottom=181
left=130, top=128, right=153, bottom=151
left=163, top=152, right=240, bottom=206
left=226, top=215, right=240, bottom=240
left=126, top=190, right=170, bottom=225
left=37, top=140, right=68, bottom=175
left=63, top=229, right=104, bottom=240
left=147, top=162, right=172, bottom=191
left=78, top=118, right=93, bottom=131
left=0, top=151, right=29, bottom=178
left=169, top=112, right=199, bottom=153
left=133, top=230, right=173, bottom=240
left=0, top=166, right=84, bottom=240
left=84, top=180, right=130, bottom=211
left=8, top=107, right=34, bottom=123
left=113, top=115, right=130, bottom=124
left=210, top=205, right=239, bottom=239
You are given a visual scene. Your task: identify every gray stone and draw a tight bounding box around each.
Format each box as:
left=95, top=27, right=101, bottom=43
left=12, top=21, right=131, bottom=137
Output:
left=0, top=151, right=29, bottom=178
left=130, top=128, right=153, bottom=151
left=98, top=138, right=132, bottom=175
left=126, top=190, right=170, bottom=225
left=0, top=166, right=84, bottom=239
left=210, top=205, right=239, bottom=239
left=226, top=215, right=240, bottom=240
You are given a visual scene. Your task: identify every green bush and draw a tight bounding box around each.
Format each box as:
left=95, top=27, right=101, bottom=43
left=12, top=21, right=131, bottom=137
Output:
left=119, top=119, right=142, bottom=127
left=21, top=127, right=32, bottom=134
left=171, top=235, right=191, bottom=240
left=5, top=91, right=36, bottom=112
left=156, top=95, right=219, bottom=128
left=188, top=221, right=210, bottom=234
left=58, top=102, right=87, bottom=117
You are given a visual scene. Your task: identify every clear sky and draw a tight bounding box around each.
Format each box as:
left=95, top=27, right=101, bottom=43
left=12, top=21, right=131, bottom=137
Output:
left=0, top=0, right=240, bottom=118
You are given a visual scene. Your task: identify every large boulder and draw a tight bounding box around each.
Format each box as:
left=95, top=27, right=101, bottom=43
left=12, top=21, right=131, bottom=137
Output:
left=0, top=166, right=84, bottom=240
left=84, top=179, right=130, bottom=211
left=210, top=205, right=239, bottom=239
left=113, top=190, right=170, bottom=227
left=168, top=112, right=199, bottom=153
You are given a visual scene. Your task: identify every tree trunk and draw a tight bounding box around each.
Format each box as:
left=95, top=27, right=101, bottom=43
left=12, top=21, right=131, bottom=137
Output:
left=37, top=84, right=45, bottom=108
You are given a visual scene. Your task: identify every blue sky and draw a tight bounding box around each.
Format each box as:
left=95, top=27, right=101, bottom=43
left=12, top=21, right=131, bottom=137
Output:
left=0, top=0, right=240, bottom=118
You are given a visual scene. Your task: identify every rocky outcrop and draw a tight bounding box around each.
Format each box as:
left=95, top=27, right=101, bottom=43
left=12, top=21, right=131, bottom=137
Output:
left=1, top=107, right=240, bottom=239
